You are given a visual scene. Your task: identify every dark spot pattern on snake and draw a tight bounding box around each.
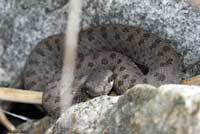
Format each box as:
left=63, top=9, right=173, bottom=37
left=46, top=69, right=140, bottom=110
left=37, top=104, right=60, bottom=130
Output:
left=158, top=74, right=166, bottom=81
left=88, top=36, right=95, bottom=41
left=154, top=38, right=162, bottom=44
left=87, top=29, right=93, bottom=35
left=92, top=53, right=100, bottom=60
left=166, top=58, right=173, bottom=65
left=143, top=33, right=150, bottom=38
left=130, top=79, right=136, bottom=84
left=78, top=53, right=84, bottom=62
left=114, top=33, right=120, bottom=40
left=56, top=43, right=61, bottom=52
left=76, top=63, right=81, bottom=70
left=126, top=34, right=134, bottom=42
left=122, top=74, right=129, bottom=79
left=25, top=70, right=37, bottom=77
left=55, top=38, right=60, bottom=44
left=110, top=53, right=116, bottom=59
left=163, top=46, right=171, bottom=52
left=101, top=58, right=109, bottom=65
left=143, top=78, right=148, bottom=83
left=136, top=28, right=140, bottom=34
left=117, top=59, right=122, bottom=64
left=157, top=52, right=164, bottom=56
left=139, top=39, right=146, bottom=46
left=100, top=26, right=106, bottom=32
left=45, top=41, right=53, bottom=51
left=36, top=49, right=45, bottom=57
left=111, top=74, right=118, bottom=79
left=88, top=62, right=94, bottom=67
left=54, top=97, right=60, bottom=103
left=122, top=27, right=129, bottom=32
left=102, top=33, right=108, bottom=39
left=149, top=43, right=157, bottom=49
left=120, top=66, right=126, bottom=71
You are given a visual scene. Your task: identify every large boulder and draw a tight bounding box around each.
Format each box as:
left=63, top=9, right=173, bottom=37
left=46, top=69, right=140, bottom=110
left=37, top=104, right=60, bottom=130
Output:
left=0, top=0, right=200, bottom=86
left=43, top=84, right=200, bottom=134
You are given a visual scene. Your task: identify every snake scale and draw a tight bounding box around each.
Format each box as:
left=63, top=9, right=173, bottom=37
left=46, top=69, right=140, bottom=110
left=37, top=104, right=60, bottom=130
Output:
left=23, top=24, right=183, bottom=116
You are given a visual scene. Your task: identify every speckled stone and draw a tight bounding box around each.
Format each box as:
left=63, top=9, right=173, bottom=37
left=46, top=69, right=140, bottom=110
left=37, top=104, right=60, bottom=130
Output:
left=45, top=84, right=200, bottom=134
left=0, top=0, right=200, bottom=86
left=46, top=95, right=119, bottom=134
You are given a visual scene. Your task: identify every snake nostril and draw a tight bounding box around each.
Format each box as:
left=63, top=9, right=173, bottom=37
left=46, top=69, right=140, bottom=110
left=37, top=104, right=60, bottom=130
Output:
left=135, top=62, right=149, bottom=75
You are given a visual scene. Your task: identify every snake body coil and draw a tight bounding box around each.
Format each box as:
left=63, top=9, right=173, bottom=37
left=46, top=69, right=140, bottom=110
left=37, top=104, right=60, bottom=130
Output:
left=24, top=25, right=183, bottom=116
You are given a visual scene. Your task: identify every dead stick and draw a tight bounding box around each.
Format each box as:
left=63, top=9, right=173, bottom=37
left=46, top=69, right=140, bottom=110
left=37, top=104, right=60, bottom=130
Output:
left=0, top=109, right=16, bottom=132
left=0, top=76, right=199, bottom=105
left=0, top=87, right=43, bottom=104
left=0, top=88, right=42, bottom=132
left=180, top=75, right=200, bottom=85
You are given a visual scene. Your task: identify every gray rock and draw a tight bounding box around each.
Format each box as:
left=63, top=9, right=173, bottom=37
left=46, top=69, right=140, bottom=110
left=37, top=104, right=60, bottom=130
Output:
left=0, top=0, right=200, bottom=86
left=185, top=61, right=200, bottom=77
left=45, top=84, right=200, bottom=134
left=100, top=84, right=200, bottom=134
left=45, top=95, right=119, bottom=134
left=12, top=116, right=54, bottom=134
left=0, top=0, right=69, bottom=86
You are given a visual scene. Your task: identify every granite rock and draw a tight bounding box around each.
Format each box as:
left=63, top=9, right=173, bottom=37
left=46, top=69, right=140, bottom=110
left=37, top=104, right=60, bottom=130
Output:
left=46, top=95, right=119, bottom=134
left=44, top=84, right=200, bottom=134
left=0, top=0, right=200, bottom=86
left=14, top=116, right=54, bottom=134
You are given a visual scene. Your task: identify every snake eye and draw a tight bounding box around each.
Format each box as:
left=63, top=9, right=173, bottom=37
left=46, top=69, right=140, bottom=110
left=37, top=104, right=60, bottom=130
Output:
left=108, top=75, right=114, bottom=83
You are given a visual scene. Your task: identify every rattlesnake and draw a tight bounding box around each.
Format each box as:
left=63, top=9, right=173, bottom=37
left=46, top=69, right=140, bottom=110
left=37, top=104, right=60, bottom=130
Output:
left=23, top=24, right=183, bottom=116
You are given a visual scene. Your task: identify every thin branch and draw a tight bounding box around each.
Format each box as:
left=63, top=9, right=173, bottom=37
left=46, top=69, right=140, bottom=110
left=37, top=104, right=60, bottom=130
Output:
left=0, top=87, right=43, bottom=104
left=60, top=0, right=82, bottom=114
left=0, top=109, right=16, bottom=132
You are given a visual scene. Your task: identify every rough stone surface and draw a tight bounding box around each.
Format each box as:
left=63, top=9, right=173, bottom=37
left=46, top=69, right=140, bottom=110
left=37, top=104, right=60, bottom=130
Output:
left=14, top=116, right=54, bottom=134
left=43, top=84, right=200, bottom=134
left=46, top=95, right=119, bottom=134
left=185, top=61, right=200, bottom=77
left=99, top=84, right=200, bottom=134
left=0, top=0, right=200, bottom=86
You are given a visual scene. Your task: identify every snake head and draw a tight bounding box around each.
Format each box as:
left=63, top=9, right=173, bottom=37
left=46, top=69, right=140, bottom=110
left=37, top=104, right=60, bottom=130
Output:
left=83, top=69, right=114, bottom=97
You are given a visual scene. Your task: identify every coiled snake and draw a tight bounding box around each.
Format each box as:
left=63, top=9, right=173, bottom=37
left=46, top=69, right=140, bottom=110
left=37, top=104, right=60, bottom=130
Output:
left=23, top=25, right=183, bottom=116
